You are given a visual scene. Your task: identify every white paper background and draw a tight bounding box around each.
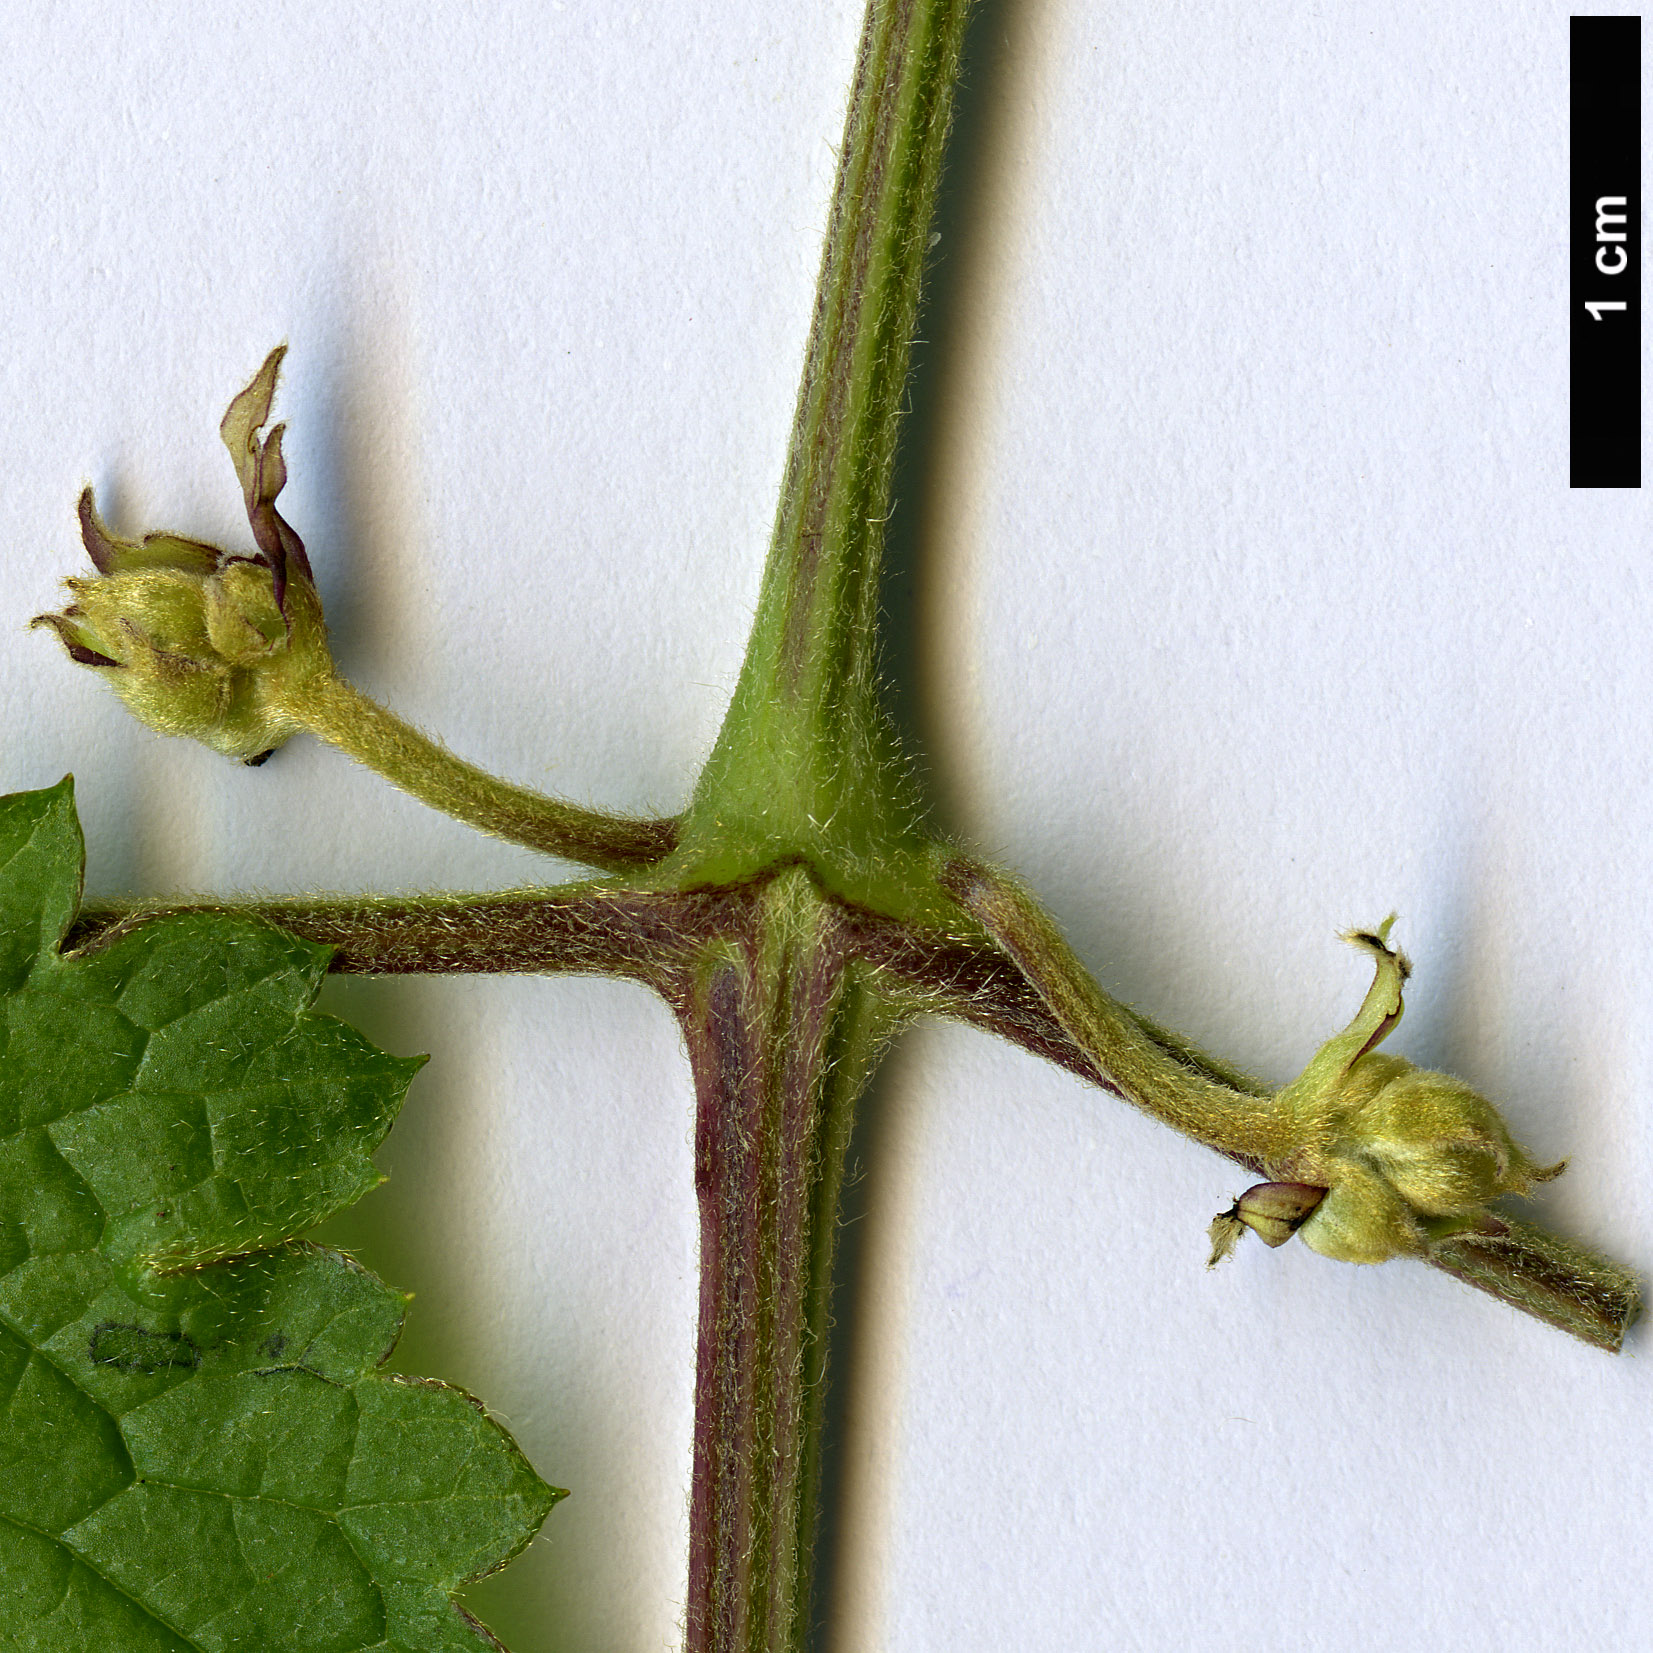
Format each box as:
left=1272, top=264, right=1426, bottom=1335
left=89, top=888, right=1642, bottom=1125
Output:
left=1, top=3, right=1647, bottom=1650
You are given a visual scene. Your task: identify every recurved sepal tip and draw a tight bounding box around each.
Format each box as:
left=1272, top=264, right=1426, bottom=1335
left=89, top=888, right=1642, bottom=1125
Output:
left=35, top=353, right=333, bottom=763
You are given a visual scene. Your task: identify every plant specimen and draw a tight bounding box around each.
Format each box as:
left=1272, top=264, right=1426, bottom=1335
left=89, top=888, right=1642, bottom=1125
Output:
left=7, top=2, right=1642, bottom=1651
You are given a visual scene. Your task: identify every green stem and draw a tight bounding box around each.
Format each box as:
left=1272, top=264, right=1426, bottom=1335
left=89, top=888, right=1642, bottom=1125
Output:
left=281, top=673, right=678, bottom=873
left=942, top=855, right=1299, bottom=1167
left=680, top=0, right=976, bottom=897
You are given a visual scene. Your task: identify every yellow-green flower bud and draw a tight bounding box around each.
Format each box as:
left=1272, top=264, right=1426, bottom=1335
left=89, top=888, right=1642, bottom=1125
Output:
left=1268, top=919, right=1564, bottom=1265
left=35, top=349, right=334, bottom=764
left=1294, top=1160, right=1429, bottom=1264
left=1351, top=1066, right=1553, bottom=1217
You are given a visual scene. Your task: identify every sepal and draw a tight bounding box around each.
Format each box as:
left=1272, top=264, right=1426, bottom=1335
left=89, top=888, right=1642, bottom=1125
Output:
left=36, top=354, right=333, bottom=763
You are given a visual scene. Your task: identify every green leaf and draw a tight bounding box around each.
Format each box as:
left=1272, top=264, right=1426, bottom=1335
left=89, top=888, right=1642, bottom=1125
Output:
left=0, top=780, right=560, bottom=1652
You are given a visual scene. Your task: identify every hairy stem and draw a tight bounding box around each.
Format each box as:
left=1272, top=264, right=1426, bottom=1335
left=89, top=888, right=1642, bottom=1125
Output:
left=66, top=886, right=712, bottom=983
left=680, top=0, right=976, bottom=905
left=671, top=5, right=979, bottom=1643
left=282, top=673, right=679, bottom=872
left=941, top=857, right=1639, bottom=1351
left=1426, top=1218, right=1640, bottom=1354
left=942, top=855, right=1295, bottom=1167
left=673, top=874, right=900, bottom=1653
left=69, top=878, right=1640, bottom=1361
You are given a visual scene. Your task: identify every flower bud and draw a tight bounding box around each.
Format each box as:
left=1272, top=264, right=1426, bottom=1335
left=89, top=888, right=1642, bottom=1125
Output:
left=1351, top=1066, right=1561, bottom=1217
left=35, top=349, right=333, bottom=763
left=1269, top=919, right=1564, bottom=1266
left=1294, top=1161, right=1427, bottom=1264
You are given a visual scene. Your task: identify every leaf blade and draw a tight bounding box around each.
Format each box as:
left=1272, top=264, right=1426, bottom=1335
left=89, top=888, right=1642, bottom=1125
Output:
left=0, top=783, right=560, bottom=1652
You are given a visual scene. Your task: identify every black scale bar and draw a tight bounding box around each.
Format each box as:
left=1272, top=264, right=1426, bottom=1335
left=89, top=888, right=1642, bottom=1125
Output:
left=1571, top=16, right=1641, bottom=488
